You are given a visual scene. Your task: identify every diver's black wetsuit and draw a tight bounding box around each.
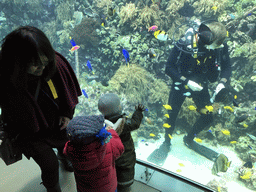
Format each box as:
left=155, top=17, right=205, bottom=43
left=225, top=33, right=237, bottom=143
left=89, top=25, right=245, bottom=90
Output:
left=164, top=39, right=231, bottom=161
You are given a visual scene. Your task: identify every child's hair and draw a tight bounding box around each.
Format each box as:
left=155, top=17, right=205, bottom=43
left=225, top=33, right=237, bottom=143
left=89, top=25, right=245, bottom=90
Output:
left=98, top=93, right=122, bottom=116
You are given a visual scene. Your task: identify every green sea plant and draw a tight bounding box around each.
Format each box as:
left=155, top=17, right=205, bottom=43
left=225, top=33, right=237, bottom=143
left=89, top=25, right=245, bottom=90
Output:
left=119, top=2, right=138, bottom=25
left=134, top=4, right=166, bottom=29
left=56, top=1, right=74, bottom=23
left=148, top=79, right=169, bottom=105
left=166, top=0, right=187, bottom=18
left=108, top=64, right=152, bottom=105
left=71, top=18, right=101, bottom=47
left=192, top=0, right=229, bottom=16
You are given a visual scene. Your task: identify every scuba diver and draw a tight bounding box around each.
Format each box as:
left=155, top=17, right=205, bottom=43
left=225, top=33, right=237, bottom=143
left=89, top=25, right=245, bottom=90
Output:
left=148, top=20, right=232, bottom=169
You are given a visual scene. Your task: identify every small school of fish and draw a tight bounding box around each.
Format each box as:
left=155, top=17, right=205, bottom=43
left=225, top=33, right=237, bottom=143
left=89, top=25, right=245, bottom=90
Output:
left=164, top=114, right=170, bottom=118
left=168, top=134, right=173, bottom=139
left=194, top=138, right=202, bottom=143
left=69, top=37, right=80, bottom=52
left=163, top=123, right=171, bottom=128
left=86, top=60, right=94, bottom=74
left=163, top=104, right=172, bottom=110
left=122, top=49, right=130, bottom=67
left=188, top=105, right=197, bottom=111
left=205, top=105, right=214, bottom=113
left=240, top=170, right=252, bottom=180
left=154, top=30, right=169, bottom=41
left=211, top=154, right=231, bottom=175
left=148, top=25, right=158, bottom=32
left=224, top=106, right=234, bottom=112
left=221, top=130, right=230, bottom=136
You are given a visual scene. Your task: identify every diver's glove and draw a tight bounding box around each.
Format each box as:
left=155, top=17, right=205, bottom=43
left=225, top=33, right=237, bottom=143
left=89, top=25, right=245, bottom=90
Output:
left=135, top=104, right=146, bottom=111
left=215, top=83, right=225, bottom=95
left=187, top=80, right=203, bottom=91
left=211, top=81, right=229, bottom=103
left=0, top=130, right=5, bottom=145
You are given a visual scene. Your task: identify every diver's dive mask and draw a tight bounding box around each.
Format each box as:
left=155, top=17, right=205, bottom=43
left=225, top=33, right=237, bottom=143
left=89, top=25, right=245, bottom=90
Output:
left=198, top=23, right=224, bottom=50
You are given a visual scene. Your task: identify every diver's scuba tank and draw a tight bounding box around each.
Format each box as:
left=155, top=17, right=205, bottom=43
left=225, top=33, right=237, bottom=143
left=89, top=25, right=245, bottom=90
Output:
left=173, top=19, right=218, bottom=57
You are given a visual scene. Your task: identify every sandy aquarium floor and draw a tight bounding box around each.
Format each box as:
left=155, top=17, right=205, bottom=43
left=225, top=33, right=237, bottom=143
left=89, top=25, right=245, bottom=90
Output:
left=135, top=133, right=255, bottom=192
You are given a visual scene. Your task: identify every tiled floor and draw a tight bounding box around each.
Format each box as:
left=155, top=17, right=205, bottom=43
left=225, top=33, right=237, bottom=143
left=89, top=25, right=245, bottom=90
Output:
left=0, top=155, right=160, bottom=192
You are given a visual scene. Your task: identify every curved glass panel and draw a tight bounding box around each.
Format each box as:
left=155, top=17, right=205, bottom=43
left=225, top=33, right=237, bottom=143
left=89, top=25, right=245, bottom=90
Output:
left=0, top=1, right=255, bottom=192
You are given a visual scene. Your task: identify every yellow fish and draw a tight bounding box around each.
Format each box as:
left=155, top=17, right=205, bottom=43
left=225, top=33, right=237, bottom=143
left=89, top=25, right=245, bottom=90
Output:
left=224, top=106, right=234, bottom=112
left=194, top=138, right=202, bottom=143
left=179, top=163, right=185, bottom=167
left=188, top=105, right=197, bottom=111
left=240, top=170, right=252, bottom=180
left=184, top=85, right=189, bottom=89
left=101, top=22, right=105, bottom=27
left=164, top=114, right=170, bottom=118
left=230, top=141, right=237, bottom=144
left=205, top=105, right=214, bottom=112
left=221, top=130, right=230, bottom=136
left=163, top=104, right=172, bottom=110
left=217, top=186, right=221, bottom=192
left=234, top=95, right=237, bottom=99
left=211, top=6, right=217, bottom=10
left=176, top=169, right=182, bottom=173
left=163, top=123, right=171, bottom=128
left=150, top=133, right=156, bottom=137
left=243, top=124, right=248, bottom=128
left=168, top=134, right=173, bottom=139
left=226, top=30, right=229, bottom=37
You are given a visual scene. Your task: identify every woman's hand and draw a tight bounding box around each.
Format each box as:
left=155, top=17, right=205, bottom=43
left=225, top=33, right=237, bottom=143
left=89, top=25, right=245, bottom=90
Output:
left=59, top=116, right=70, bottom=130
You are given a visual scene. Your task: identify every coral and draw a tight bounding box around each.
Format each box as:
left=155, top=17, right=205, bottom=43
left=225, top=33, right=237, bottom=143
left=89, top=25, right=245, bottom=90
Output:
left=133, top=4, right=166, bottom=29
left=119, top=2, right=138, bottom=25
left=71, top=17, right=101, bottom=47
left=94, top=0, right=112, bottom=8
left=238, top=167, right=256, bottom=190
left=192, top=0, right=229, bottom=17
left=148, top=78, right=169, bottom=105
left=73, top=11, right=83, bottom=26
left=176, top=98, right=200, bottom=131
left=57, top=29, right=70, bottom=45
left=56, top=1, right=74, bottom=23
left=207, top=179, right=228, bottom=192
left=235, top=136, right=252, bottom=154
left=166, top=0, right=186, bottom=18
left=108, top=64, right=153, bottom=105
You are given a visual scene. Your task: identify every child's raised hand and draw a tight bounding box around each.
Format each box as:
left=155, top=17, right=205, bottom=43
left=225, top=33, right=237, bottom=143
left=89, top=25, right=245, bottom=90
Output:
left=135, top=104, right=146, bottom=111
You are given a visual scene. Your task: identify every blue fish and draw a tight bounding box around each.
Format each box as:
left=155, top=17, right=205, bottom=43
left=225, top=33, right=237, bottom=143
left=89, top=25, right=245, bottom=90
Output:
left=248, top=13, right=252, bottom=16
left=70, top=38, right=77, bottom=47
left=229, top=13, right=235, bottom=19
left=82, top=89, right=89, bottom=98
left=122, top=49, right=130, bottom=66
left=208, top=130, right=212, bottom=133
left=87, top=60, right=94, bottom=74
left=145, top=108, right=148, bottom=112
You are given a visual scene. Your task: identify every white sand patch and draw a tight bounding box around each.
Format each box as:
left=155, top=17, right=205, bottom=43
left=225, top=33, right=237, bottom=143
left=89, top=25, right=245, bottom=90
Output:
left=135, top=133, right=255, bottom=192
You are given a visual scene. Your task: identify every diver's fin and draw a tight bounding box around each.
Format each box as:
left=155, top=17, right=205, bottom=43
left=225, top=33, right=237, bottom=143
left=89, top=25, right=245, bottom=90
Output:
left=147, top=142, right=170, bottom=166
left=185, top=138, right=218, bottom=161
